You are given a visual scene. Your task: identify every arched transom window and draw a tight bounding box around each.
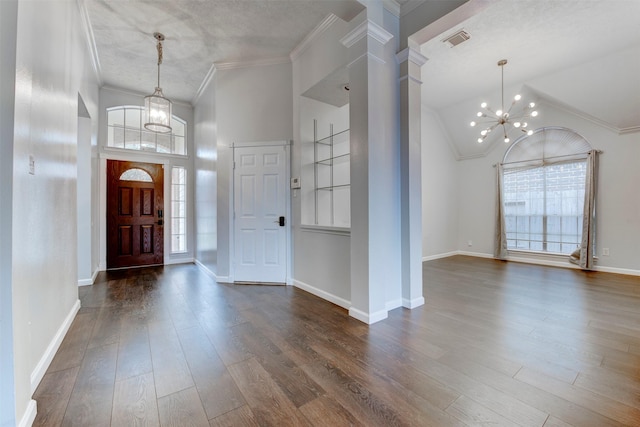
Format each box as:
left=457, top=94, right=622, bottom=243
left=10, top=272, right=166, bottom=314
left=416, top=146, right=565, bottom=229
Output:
left=107, top=106, right=186, bottom=155
left=501, top=127, right=592, bottom=254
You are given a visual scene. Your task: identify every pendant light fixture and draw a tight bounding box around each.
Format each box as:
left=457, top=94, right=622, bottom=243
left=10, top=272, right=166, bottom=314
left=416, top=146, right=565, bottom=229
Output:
left=470, top=59, right=538, bottom=144
left=144, top=32, right=172, bottom=133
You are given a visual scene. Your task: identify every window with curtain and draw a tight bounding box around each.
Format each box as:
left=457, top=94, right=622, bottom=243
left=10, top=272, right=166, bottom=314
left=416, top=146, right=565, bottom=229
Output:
left=503, top=160, right=586, bottom=253
left=106, top=106, right=187, bottom=155
left=496, top=127, right=597, bottom=261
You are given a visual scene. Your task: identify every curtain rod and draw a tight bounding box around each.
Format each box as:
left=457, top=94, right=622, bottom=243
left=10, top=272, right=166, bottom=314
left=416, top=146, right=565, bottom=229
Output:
left=493, top=150, right=603, bottom=167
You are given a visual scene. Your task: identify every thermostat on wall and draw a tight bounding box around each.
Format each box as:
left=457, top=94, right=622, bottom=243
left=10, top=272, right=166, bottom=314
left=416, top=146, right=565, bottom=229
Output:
left=290, top=177, right=301, bottom=189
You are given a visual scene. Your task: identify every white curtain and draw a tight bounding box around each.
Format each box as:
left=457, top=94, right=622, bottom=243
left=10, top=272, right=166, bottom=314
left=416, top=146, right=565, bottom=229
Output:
left=494, top=163, right=508, bottom=259
left=574, top=150, right=598, bottom=269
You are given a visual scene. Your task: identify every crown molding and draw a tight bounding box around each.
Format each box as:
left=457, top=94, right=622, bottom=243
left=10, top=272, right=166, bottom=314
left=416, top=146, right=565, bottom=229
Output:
left=340, top=20, right=394, bottom=48
left=619, top=126, right=640, bottom=135
left=101, top=85, right=192, bottom=108
left=537, top=97, right=625, bottom=135
left=76, top=0, right=102, bottom=85
left=214, top=56, right=291, bottom=71
left=396, top=47, right=428, bottom=66
left=383, top=0, right=401, bottom=17
left=192, top=63, right=216, bottom=106
left=290, top=14, right=340, bottom=61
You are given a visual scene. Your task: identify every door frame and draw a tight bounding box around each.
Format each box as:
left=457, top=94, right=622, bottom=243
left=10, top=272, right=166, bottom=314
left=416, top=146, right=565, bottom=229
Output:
left=229, top=140, right=292, bottom=284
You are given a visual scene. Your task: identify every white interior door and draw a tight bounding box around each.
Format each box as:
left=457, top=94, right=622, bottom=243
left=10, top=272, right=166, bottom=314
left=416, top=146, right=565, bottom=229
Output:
left=233, top=144, right=288, bottom=283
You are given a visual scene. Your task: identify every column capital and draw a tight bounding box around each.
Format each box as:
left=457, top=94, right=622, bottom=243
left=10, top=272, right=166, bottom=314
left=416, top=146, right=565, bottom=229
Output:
left=395, top=47, right=428, bottom=66
left=340, top=19, right=394, bottom=48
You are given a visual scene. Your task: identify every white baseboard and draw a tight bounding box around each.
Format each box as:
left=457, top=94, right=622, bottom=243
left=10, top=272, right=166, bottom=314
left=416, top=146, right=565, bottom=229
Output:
left=594, top=265, right=640, bottom=276
left=78, top=268, right=100, bottom=286
left=403, top=296, right=425, bottom=309
left=195, top=259, right=216, bottom=279
left=456, top=250, right=494, bottom=259
left=165, top=257, right=195, bottom=266
left=30, top=299, right=80, bottom=393
left=293, top=279, right=351, bottom=310
left=422, top=251, right=458, bottom=262
left=348, top=306, right=388, bottom=325
left=428, top=251, right=640, bottom=277
left=18, top=399, right=36, bottom=427
left=386, top=299, right=402, bottom=311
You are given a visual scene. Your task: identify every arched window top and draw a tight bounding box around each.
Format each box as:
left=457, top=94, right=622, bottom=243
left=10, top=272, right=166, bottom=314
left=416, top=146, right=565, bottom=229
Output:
left=106, top=105, right=187, bottom=155
left=120, top=168, right=153, bottom=182
left=503, top=127, right=592, bottom=169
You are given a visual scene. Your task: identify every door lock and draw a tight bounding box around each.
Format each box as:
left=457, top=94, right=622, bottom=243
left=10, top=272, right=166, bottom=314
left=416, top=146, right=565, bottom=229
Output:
left=273, top=216, right=285, bottom=226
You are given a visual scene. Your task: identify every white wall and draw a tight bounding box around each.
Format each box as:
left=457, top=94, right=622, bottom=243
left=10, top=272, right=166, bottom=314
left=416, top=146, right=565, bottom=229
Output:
left=0, top=1, right=18, bottom=424
left=455, top=102, right=640, bottom=272
left=10, top=1, right=100, bottom=424
left=421, top=109, right=459, bottom=258
left=292, top=17, right=352, bottom=305
left=194, top=76, right=218, bottom=275
left=215, top=62, right=293, bottom=279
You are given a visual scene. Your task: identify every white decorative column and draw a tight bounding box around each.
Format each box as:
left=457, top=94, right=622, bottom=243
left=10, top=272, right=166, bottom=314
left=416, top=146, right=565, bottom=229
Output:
left=341, top=14, right=398, bottom=324
left=397, top=46, right=428, bottom=309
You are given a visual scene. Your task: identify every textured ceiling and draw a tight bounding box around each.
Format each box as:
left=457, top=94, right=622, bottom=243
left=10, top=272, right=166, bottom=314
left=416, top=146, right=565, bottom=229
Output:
left=420, top=0, right=640, bottom=158
left=84, top=0, right=365, bottom=103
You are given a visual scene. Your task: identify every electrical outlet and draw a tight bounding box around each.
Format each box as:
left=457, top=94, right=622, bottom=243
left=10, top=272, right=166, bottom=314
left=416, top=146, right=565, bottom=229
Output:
left=602, top=248, right=610, bottom=256
left=29, top=155, right=35, bottom=175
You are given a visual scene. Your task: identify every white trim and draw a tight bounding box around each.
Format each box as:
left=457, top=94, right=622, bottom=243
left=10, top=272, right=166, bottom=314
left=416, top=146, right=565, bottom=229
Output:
left=78, top=268, right=99, bottom=286
left=383, top=0, right=401, bottom=17
left=192, top=63, right=216, bottom=106
left=300, top=224, right=350, bottom=236
left=76, top=0, right=102, bottom=85
left=101, top=85, right=193, bottom=108
left=195, top=259, right=216, bottom=279
left=215, top=56, right=291, bottom=71
left=164, top=257, right=195, bottom=266
left=428, top=251, right=640, bottom=277
left=399, top=75, right=423, bottom=85
left=595, top=265, right=640, bottom=277
left=619, top=125, right=640, bottom=135
left=348, top=307, right=388, bottom=324
left=422, top=251, right=459, bottom=262
left=340, top=20, right=394, bottom=48
left=30, top=299, right=81, bottom=393
left=17, top=399, right=36, bottom=427
left=386, top=299, right=403, bottom=311
left=231, top=140, right=290, bottom=148
left=396, top=47, right=428, bottom=67
left=403, top=297, right=425, bottom=309
left=346, top=52, right=386, bottom=70
left=290, top=14, right=339, bottom=61
left=293, top=279, right=351, bottom=309
left=456, top=250, right=494, bottom=259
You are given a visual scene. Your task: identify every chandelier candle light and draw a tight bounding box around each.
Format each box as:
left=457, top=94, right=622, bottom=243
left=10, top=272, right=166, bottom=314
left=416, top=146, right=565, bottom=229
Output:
left=144, top=32, right=172, bottom=133
left=471, top=59, right=538, bottom=144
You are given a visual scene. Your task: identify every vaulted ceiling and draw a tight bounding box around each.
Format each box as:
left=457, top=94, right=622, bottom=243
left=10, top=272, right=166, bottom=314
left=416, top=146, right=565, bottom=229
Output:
left=81, top=0, right=640, bottom=160
left=420, top=0, right=640, bottom=159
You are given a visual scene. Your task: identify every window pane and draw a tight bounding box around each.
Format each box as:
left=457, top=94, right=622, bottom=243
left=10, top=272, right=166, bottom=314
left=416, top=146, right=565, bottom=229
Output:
left=108, top=109, right=124, bottom=127
left=125, top=108, right=141, bottom=129
left=171, top=166, right=187, bottom=253
left=104, top=106, right=187, bottom=155
left=503, top=161, right=586, bottom=254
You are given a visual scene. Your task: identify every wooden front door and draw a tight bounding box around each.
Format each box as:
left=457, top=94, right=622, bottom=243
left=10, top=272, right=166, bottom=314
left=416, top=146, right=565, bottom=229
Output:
left=107, top=160, right=164, bottom=269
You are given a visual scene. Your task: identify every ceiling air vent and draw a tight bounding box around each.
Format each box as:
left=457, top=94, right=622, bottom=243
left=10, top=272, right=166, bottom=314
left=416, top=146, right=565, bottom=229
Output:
left=442, top=30, right=470, bottom=47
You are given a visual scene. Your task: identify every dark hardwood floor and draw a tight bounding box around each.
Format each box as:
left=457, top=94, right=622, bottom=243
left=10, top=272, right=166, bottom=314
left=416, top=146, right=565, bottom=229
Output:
left=33, top=256, right=640, bottom=426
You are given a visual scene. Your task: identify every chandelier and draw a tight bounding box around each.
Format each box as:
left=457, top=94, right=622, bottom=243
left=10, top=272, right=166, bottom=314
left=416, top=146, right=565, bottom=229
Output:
left=144, top=32, right=172, bottom=133
left=470, top=59, right=538, bottom=143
